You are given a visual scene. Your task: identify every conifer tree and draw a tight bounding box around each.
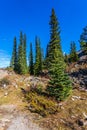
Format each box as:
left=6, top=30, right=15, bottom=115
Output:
left=23, top=34, right=28, bottom=73
left=46, top=9, right=62, bottom=67
left=46, top=8, right=72, bottom=101
left=64, top=53, right=69, bottom=64
left=29, top=42, right=34, bottom=75
left=17, top=32, right=28, bottom=74
left=69, top=42, right=78, bottom=62
left=80, top=26, right=87, bottom=54
left=45, top=44, right=49, bottom=68
left=34, top=37, right=42, bottom=76
left=41, top=48, right=44, bottom=70
left=18, top=32, right=25, bottom=74
left=10, top=37, right=18, bottom=71
left=23, top=34, right=27, bottom=66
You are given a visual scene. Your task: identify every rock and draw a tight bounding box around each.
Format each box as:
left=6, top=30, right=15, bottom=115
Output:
left=83, top=112, right=87, bottom=118
left=71, top=98, right=75, bottom=101
left=84, top=121, right=87, bottom=126
left=80, top=81, right=85, bottom=86
left=3, top=84, right=7, bottom=88
left=4, top=92, right=8, bottom=96
left=15, top=84, right=18, bottom=89
left=75, top=64, right=79, bottom=68
left=72, top=96, right=81, bottom=100
left=77, top=119, right=84, bottom=126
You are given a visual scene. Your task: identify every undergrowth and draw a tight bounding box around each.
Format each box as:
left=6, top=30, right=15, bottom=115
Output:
left=26, top=92, right=59, bottom=117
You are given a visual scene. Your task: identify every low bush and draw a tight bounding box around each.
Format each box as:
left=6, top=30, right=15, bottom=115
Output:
left=26, top=92, right=59, bottom=116
left=0, top=78, right=10, bottom=87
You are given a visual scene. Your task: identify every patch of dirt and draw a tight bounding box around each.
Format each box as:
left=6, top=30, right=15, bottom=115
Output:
left=0, top=105, right=45, bottom=130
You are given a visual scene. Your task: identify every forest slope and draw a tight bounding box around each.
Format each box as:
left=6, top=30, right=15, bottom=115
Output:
left=0, top=59, right=87, bottom=130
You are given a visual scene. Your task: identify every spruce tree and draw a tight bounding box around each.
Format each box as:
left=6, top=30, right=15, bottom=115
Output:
left=64, top=53, right=69, bottom=64
left=45, top=44, right=49, bottom=69
left=10, top=37, right=18, bottom=71
left=34, top=37, right=42, bottom=76
left=23, top=34, right=28, bottom=73
left=46, top=9, right=62, bottom=67
left=29, top=42, right=34, bottom=75
left=80, top=26, right=87, bottom=54
left=69, top=42, right=78, bottom=62
left=17, top=32, right=28, bottom=74
left=46, top=8, right=72, bottom=101
left=18, top=32, right=25, bottom=74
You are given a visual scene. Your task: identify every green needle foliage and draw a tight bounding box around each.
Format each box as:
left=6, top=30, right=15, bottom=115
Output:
left=34, top=37, right=42, bottom=76
left=29, top=42, right=34, bottom=75
left=23, top=34, right=27, bottom=72
left=69, top=41, right=78, bottom=62
left=80, top=26, right=87, bottom=54
left=10, top=37, right=18, bottom=72
left=17, top=31, right=27, bottom=74
left=64, top=53, right=69, bottom=64
left=46, top=8, right=72, bottom=101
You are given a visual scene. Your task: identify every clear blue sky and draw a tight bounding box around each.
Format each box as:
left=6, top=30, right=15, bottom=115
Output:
left=0, top=0, right=87, bottom=67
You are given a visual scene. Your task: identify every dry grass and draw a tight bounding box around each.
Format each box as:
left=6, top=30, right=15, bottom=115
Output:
left=37, top=89, right=87, bottom=130
left=0, top=71, right=87, bottom=130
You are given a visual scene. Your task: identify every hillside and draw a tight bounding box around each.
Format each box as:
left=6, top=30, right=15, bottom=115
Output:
left=0, top=58, right=87, bottom=130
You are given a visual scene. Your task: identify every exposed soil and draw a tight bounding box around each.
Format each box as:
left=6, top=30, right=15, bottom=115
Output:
left=0, top=104, right=44, bottom=130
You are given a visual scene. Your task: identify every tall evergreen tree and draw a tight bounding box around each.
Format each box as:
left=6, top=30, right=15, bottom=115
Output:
left=34, top=37, right=42, bottom=76
left=46, top=8, right=62, bottom=67
left=45, top=44, right=49, bottom=68
left=69, top=41, right=78, bottom=62
left=18, top=32, right=25, bottom=74
left=64, top=53, right=69, bottom=64
left=41, top=48, right=44, bottom=70
left=10, top=37, right=18, bottom=71
left=23, top=34, right=27, bottom=66
left=46, top=8, right=72, bottom=101
left=23, top=34, right=28, bottom=73
left=80, top=26, right=87, bottom=54
left=29, top=42, right=34, bottom=75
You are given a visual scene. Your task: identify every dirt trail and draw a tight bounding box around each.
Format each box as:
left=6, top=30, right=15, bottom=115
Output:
left=0, top=105, right=44, bottom=130
left=0, top=70, right=45, bottom=130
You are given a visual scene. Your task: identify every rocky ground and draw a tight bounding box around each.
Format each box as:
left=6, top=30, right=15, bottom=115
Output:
left=66, top=61, right=87, bottom=89
left=0, top=70, right=46, bottom=130
left=0, top=60, right=87, bottom=130
left=0, top=104, right=45, bottom=130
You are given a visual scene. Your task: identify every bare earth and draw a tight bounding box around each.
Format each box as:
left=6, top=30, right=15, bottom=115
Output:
left=0, top=105, right=43, bottom=130
left=0, top=70, right=44, bottom=130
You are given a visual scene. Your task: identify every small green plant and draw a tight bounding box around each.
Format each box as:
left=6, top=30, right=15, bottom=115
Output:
left=36, top=84, right=43, bottom=94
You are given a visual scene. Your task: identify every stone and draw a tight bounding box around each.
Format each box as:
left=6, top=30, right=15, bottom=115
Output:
left=77, top=119, right=84, bottom=126
left=4, top=92, right=8, bottom=96
left=84, top=121, right=87, bottom=126
left=3, top=84, right=7, bottom=88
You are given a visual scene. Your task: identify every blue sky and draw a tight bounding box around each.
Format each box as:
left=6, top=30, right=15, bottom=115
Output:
left=0, top=0, right=87, bottom=67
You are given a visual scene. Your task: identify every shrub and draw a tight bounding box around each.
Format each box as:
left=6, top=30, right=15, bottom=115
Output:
left=26, top=92, right=59, bottom=116
left=0, top=78, right=10, bottom=87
